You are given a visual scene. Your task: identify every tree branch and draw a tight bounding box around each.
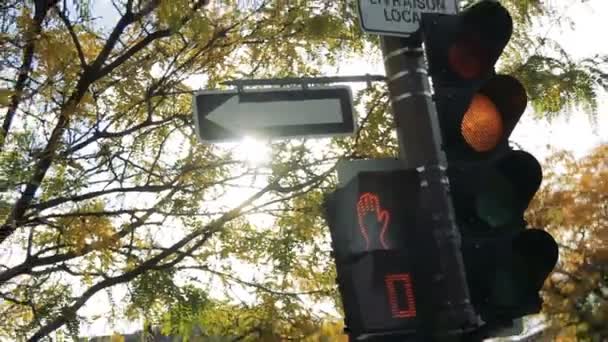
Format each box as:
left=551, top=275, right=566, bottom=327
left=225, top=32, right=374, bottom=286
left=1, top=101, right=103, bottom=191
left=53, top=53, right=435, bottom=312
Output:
left=54, top=6, right=87, bottom=69
left=0, top=186, right=179, bottom=284
left=30, top=182, right=181, bottom=212
left=27, top=175, right=277, bottom=340
left=178, top=265, right=331, bottom=298
left=0, top=0, right=59, bottom=152
left=0, top=0, right=192, bottom=245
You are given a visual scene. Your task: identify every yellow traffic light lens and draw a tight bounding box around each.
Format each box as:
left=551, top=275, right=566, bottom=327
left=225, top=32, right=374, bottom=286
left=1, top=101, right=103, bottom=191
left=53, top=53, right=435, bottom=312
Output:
left=461, top=94, right=503, bottom=152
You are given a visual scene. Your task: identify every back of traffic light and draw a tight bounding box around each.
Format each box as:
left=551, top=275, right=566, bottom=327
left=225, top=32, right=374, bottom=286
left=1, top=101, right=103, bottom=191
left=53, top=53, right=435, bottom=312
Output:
left=421, top=0, right=559, bottom=337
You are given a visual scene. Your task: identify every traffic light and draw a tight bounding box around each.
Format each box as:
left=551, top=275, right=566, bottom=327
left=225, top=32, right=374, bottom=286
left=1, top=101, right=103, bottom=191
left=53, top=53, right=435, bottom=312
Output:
left=420, top=0, right=559, bottom=336
left=422, top=0, right=525, bottom=161
left=323, top=170, right=421, bottom=339
left=449, top=151, right=558, bottom=325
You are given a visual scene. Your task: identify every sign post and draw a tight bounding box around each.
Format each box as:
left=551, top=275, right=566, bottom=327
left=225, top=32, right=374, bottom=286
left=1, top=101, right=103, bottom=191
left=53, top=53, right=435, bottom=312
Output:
left=354, top=0, right=480, bottom=339
left=380, top=33, right=478, bottom=340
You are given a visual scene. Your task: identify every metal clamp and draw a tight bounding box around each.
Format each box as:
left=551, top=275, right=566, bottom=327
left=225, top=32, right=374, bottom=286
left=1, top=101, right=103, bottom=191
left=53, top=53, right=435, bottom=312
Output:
left=387, top=68, right=428, bottom=83
left=416, top=164, right=449, bottom=188
left=383, top=46, right=424, bottom=61
left=393, top=91, right=433, bottom=103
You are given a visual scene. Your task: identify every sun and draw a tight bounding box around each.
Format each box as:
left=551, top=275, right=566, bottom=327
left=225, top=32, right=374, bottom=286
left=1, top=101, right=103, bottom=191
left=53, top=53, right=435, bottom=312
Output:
left=234, top=136, right=271, bottom=166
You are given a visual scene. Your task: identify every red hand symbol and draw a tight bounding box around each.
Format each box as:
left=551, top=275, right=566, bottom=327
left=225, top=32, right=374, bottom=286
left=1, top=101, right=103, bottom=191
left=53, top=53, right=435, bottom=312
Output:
left=356, top=192, right=390, bottom=250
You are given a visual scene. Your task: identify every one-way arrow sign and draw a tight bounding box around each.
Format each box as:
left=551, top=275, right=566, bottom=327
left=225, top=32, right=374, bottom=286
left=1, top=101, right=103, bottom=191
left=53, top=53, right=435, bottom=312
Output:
left=192, top=86, right=355, bottom=143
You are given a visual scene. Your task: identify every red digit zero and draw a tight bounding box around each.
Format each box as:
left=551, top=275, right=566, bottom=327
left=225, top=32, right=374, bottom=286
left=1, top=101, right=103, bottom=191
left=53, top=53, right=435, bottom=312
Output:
left=384, top=273, right=417, bottom=318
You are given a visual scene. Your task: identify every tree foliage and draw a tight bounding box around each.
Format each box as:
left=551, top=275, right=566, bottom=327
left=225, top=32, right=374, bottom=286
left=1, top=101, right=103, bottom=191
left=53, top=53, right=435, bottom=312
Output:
left=0, top=0, right=363, bottom=339
left=0, top=0, right=605, bottom=341
left=527, top=144, right=608, bottom=341
left=499, top=0, right=608, bottom=121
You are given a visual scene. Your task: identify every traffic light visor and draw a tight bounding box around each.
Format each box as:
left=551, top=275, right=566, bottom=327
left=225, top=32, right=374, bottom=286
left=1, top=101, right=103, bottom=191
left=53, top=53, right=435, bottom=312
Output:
left=460, top=76, right=527, bottom=153
left=475, top=151, right=542, bottom=227
left=447, top=1, right=513, bottom=79
left=496, top=150, right=542, bottom=208
left=481, top=76, right=528, bottom=138
left=512, top=229, right=559, bottom=288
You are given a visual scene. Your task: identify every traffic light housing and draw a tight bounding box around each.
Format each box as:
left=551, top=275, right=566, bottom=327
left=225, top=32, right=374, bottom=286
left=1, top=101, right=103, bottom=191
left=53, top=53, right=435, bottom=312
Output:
left=449, top=152, right=558, bottom=323
left=323, top=170, right=421, bottom=339
left=421, top=0, right=558, bottom=336
left=422, top=1, right=526, bottom=161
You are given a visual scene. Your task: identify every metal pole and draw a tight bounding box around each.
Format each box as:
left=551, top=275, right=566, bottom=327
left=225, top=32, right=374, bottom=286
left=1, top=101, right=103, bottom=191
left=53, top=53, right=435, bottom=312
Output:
left=381, top=35, right=479, bottom=338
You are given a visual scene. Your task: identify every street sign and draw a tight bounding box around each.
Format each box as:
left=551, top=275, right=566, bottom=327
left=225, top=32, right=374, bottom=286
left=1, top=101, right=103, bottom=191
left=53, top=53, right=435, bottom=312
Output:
left=192, top=86, right=355, bottom=143
left=357, top=0, right=459, bottom=37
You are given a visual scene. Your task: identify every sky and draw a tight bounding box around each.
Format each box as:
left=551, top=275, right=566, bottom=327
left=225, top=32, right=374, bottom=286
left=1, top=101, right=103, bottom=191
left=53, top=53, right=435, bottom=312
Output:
left=511, top=0, right=608, bottom=160
left=74, top=0, right=608, bottom=338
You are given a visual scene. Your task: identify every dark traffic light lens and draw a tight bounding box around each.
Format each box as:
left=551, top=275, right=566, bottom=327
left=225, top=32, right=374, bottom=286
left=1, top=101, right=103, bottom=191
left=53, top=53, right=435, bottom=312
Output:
left=474, top=151, right=543, bottom=228
left=461, top=94, right=504, bottom=152
left=476, top=170, right=517, bottom=228
left=448, top=36, right=491, bottom=79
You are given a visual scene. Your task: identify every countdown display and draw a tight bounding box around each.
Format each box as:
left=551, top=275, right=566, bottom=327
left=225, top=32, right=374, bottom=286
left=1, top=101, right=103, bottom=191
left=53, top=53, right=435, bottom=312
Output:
left=336, top=249, right=418, bottom=337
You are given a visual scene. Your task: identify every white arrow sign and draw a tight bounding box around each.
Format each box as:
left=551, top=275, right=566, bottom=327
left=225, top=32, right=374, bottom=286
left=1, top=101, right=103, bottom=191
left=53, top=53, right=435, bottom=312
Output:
left=192, top=86, right=355, bottom=143
left=357, top=0, right=459, bottom=37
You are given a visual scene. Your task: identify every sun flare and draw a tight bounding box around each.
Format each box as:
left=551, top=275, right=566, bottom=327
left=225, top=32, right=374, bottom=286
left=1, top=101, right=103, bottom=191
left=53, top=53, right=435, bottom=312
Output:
left=235, top=136, right=271, bottom=166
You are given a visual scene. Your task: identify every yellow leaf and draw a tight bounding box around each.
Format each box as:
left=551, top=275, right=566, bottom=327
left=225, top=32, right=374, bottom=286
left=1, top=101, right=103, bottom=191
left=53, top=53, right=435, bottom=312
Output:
left=16, top=7, right=34, bottom=34
left=579, top=172, right=594, bottom=190
left=110, top=333, right=125, bottom=342
left=0, top=88, right=13, bottom=106
left=57, top=201, right=118, bottom=253
left=158, top=0, right=187, bottom=31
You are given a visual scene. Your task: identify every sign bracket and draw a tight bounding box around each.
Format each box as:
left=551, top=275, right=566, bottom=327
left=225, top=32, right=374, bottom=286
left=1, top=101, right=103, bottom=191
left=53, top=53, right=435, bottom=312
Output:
left=222, top=74, right=386, bottom=91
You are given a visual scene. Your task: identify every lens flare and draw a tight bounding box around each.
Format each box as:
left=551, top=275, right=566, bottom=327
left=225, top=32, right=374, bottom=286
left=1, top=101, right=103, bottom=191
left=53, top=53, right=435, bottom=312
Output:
left=461, top=94, right=503, bottom=152
left=236, top=136, right=270, bottom=166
